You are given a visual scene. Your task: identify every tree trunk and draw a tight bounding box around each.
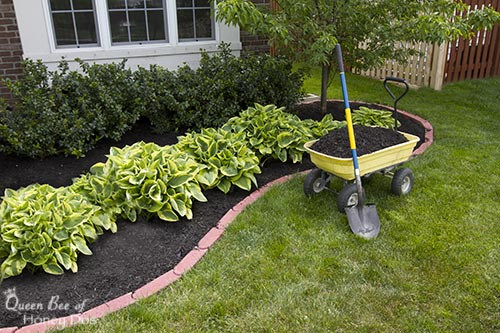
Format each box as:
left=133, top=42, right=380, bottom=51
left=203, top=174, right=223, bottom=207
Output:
left=320, top=63, right=330, bottom=115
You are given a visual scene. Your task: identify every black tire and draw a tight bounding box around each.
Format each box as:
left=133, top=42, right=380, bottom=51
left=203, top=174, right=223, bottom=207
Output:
left=304, top=168, right=328, bottom=197
left=391, top=168, right=414, bottom=196
left=337, top=183, right=365, bottom=213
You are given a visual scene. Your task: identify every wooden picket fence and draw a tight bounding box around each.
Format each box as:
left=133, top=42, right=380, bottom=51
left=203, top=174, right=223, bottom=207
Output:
left=357, top=0, right=500, bottom=90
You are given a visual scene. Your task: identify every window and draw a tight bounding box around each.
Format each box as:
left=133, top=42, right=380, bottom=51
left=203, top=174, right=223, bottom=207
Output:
left=107, top=0, right=168, bottom=44
left=49, top=0, right=99, bottom=48
left=176, top=0, right=214, bottom=41
left=48, top=0, right=216, bottom=48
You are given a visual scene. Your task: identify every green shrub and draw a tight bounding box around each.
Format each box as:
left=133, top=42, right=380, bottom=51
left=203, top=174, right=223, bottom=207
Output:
left=223, top=104, right=345, bottom=164
left=0, top=59, right=61, bottom=157
left=172, top=43, right=305, bottom=131
left=132, top=65, right=181, bottom=133
left=71, top=141, right=207, bottom=222
left=0, top=184, right=117, bottom=280
left=0, top=59, right=139, bottom=158
left=173, top=128, right=261, bottom=193
left=76, top=59, right=140, bottom=141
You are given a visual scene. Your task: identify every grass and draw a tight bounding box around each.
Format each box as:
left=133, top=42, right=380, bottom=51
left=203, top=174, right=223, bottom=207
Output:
left=62, top=72, right=500, bottom=332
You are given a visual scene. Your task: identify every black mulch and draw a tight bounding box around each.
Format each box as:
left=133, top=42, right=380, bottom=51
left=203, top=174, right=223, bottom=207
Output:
left=0, top=100, right=425, bottom=328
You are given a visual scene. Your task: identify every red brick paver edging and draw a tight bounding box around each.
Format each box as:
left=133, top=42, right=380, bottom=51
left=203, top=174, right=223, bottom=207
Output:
left=1, top=172, right=308, bottom=333
left=2, top=109, right=433, bottom=332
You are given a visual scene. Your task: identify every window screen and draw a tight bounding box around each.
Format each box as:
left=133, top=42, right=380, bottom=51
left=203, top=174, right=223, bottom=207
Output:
left=49, top=0, right=99, bottom=48
left=107, top=0, right=168, bottom=44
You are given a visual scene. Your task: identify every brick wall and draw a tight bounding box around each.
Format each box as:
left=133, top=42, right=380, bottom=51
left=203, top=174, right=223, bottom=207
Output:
left=0, top=0, right=23, bottom=103
left=240, top=0, right=271, bottom=55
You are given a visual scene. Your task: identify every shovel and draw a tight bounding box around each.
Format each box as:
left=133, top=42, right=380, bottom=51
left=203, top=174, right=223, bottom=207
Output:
left=335, top=44, right=380, bottom=239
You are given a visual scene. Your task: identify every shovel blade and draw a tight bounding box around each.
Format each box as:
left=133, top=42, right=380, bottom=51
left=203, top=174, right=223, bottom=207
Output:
left=345, top=204, right=380, bottom=239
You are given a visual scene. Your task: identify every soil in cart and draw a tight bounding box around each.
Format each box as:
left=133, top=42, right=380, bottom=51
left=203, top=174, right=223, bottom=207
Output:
left=292, top=100, right=426, bottom=151
left=311, top=125, right=408, bottom=158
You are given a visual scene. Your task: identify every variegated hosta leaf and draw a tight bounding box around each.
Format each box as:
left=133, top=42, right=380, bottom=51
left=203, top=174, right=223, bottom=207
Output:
left=0, top=184, right=115, bottom=280
left=174, top=127, right=261, bottom=194
left=222, top=103, right=345, bottom=164
left=71, top=141, right=208, bottom=224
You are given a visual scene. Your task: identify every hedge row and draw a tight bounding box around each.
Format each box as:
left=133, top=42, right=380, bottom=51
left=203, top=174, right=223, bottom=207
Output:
left=0, top=44, right=304, bottom=158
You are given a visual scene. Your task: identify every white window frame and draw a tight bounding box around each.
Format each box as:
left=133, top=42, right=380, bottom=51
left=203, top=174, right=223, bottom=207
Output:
left=107, top=0, right=170, bottom=45
left=176, top=0, right=215, bottom=42
left=42, top=0, right=220, bottom=53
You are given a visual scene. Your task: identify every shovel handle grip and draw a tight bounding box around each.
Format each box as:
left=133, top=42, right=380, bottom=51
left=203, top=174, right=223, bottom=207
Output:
left=335, top=44, right=345, bottom=72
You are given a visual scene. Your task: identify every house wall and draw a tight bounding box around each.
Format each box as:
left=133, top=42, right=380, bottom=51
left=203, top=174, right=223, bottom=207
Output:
left=0, top=0, right=23, bottom=102
left=12, top=0, right=241, bottom=73
left=0, top=0, right=269, bottom=102
left=240, top=0, right=270, bottom=54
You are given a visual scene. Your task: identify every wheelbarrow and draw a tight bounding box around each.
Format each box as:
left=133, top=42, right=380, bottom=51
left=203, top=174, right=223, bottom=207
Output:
left=303, top=77, right=420, bottom=213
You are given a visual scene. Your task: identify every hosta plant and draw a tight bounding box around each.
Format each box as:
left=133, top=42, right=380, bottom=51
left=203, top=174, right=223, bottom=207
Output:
left=173, top=128, right=261, bottom=194
left=222, top=104, right=344, bottom=164
left=0, top=184, right=116, bottom=280
left=352, top=106, right=400, bottom=129
left=71, top=141, right=207, bottom=222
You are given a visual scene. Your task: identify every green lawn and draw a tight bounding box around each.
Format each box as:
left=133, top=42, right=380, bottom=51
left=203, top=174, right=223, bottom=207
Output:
left=63, top=72, right=500, bottom=332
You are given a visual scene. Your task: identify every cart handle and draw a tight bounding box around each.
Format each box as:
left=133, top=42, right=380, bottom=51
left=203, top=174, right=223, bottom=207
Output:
left=383, top=77, right=409, bottom=130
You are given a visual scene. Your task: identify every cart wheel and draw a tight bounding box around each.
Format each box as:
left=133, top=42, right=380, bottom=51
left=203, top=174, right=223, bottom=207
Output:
left=391, top=168, right=414, bottom=196
left=304, top=168, right=329, bottom=197
left=337, top=183, right=365, bottom=213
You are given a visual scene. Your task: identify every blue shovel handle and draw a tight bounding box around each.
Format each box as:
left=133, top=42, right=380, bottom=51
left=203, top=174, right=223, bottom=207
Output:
left=335, top=44, right=364, bottom=202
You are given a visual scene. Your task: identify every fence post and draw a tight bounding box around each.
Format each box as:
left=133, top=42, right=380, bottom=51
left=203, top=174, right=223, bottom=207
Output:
left=429, top=43, right=447, bottom=90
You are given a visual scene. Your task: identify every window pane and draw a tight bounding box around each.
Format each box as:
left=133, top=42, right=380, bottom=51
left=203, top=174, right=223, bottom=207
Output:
left=50, top=0, right=71, bottom=11
left=73, top=0, right=93, bottom=10
left=108, top=0, right=125, bottom=9
left=127, top=0, right=144, bottom=8
left=109, top=11, right=129, bottom=42
left=128, top=11, right=147, bottom=41
left=147, top=10, right=165, bottom=40
left=195, top=9, right=212, bottom=38
left=145, top=0, right=163, bottom=9
left=177, top=9, right=193, bottom=39
left=176, top=0, right=192, bottom=8
left=75, top=12, right=97, bottom=44
left=194, top=0, right=210, bottom=8
left=52, top=13, right=76, bottom=45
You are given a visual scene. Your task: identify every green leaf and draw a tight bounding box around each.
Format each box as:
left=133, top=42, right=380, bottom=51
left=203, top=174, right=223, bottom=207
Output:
left=73, top=235, right=92, bottom=256
left=277, top=132, right=295, bottom=148
left=168, top=174, right=192, bottom=188
left=217, top=179, right=232, bottom=194
left=91, top=213, right=112, bottom=230
left=54, top=247, right=73, bottom=270
left=54, top=229, right=69, bottom=241
left=197, top=168, right=218, bottom=186
left=0, top=255, right=27, bottom=278
left=63, top=213, right=86, bottom=229
left=186, top=183, right=208, bottom=202
left=42, top=259, right=65, bottom=275
left=158, top=207, right=179, bottom=222
left=232, top=176, right=252, bottom=191
left=221, top=165, right=238, bottom=177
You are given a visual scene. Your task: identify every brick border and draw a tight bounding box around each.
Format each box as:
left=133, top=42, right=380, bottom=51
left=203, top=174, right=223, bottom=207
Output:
left=1, top=110, right=432, bottom=332
left=0, top=172, right=307, bottom=333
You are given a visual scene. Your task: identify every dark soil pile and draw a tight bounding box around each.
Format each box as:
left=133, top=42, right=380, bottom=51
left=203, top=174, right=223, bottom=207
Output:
left=0, top=100, right=426, bottom=329
left=311, top=125, right=408, bottom=158
left=292, top=100, right=425, bottom=151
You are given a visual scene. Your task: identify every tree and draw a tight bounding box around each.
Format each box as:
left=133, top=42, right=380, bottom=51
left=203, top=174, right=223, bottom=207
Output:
left=216, top=0, right=500, bottom=114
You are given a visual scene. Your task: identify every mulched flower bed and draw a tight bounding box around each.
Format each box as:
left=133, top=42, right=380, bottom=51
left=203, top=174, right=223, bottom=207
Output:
left=311, top=125, right=409, bottom=158
left=0, top=100, right=426, bottom=329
